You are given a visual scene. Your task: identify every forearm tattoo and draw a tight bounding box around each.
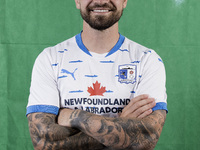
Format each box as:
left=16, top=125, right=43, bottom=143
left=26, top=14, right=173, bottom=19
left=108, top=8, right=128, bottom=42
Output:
left=27, top=113, right=106, bottom=150
left=69, top=110, right=166, bottom=150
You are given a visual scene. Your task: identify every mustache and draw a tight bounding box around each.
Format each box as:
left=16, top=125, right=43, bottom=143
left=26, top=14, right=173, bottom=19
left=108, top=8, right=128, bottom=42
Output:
left=88, top=2, right=117, bottom=11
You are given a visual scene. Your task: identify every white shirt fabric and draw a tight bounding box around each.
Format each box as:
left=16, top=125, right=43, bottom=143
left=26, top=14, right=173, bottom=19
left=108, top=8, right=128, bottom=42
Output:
left=26, top=32, right=168, bottom=118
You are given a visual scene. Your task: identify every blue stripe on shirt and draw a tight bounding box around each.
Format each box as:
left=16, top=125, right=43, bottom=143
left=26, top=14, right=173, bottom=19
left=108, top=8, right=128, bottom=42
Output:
left=26, top=105, right=59, bottom=116
left=152, top=102, right=168, bottom=113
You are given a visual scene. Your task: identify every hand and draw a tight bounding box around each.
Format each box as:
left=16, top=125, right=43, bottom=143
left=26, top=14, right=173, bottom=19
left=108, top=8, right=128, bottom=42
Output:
left=120, top=94, right=156, bottom=119
left=58, top=108, right=74, bottom=127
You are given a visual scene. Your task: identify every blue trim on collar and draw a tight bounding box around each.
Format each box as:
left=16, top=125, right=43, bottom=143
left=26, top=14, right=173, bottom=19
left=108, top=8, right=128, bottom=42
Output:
left=75, top=32, right=125, bottom=57
left=26, top=105, right=59, bottom=116
left=75, top=32, right=92, bottom=56
left=105, top=34, right=125, bottom=57
left=152, top=102, right=168, bottom=113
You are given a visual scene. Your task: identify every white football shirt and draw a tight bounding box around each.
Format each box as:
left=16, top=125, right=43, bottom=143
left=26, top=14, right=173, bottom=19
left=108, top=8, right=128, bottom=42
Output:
left=26, top=32, right=168, bottom=118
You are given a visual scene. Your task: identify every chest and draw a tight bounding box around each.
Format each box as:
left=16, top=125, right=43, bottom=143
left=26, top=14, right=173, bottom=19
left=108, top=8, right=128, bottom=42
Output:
left=56, top=52, right=140, bottom=117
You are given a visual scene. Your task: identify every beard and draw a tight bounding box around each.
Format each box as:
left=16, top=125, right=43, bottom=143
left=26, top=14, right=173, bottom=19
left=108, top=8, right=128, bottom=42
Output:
left=80, top=2, right=123, bottom=31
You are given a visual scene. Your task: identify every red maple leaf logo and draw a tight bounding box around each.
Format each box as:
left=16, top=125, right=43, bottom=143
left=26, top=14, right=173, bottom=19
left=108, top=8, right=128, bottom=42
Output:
left=87, top=81, right=106, bottom=96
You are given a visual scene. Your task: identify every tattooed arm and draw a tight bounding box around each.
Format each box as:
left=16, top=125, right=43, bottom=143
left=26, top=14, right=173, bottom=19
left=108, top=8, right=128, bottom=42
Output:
left=27, top=113, right=106, bottom=150
left=59, top=109, right=166, bottom=150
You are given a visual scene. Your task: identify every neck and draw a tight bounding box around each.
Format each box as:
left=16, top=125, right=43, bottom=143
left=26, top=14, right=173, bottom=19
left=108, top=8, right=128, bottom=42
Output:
left=81, top=21, right=120, bottom=54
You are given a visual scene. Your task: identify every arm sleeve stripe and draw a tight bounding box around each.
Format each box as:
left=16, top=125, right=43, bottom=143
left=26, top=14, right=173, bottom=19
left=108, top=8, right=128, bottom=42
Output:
left=26, top=105, right=59, bottom=116
left=152, top=102, right=168, bottom=113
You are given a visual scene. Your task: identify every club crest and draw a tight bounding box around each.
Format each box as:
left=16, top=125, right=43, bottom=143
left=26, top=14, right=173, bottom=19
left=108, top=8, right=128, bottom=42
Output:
left=118, top=64, right=137, bottom=84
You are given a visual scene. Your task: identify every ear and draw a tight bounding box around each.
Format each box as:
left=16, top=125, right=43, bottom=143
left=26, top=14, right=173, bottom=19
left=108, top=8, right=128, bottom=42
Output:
left=123, top=0, right=128, bottom=9
left=75, top=0, right=81, bottom=9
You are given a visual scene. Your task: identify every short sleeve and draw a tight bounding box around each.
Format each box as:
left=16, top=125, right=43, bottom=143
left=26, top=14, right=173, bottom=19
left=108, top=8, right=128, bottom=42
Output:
left=26, top=48, right=60, bottom=116
left=135, top=51, right=168, bottom=112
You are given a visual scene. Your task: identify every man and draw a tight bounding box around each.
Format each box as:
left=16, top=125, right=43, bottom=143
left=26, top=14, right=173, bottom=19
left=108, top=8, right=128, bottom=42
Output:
left=27, top=0, right=168, bottom=149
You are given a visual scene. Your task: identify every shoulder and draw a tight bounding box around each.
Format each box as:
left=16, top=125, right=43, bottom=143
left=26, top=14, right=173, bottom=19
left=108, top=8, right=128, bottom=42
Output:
left=43, top=36, right=76, bottom=56
left=123, top=36, right=163, bottom=63
left=35, top=36, right=77, bottom=63
left=123, top=37, right=149, bottom=52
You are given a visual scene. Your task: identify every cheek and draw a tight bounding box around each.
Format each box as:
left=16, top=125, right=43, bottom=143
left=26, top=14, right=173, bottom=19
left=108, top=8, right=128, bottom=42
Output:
left=79, top=1, right=91, bottom=11
left=111, top=1, right=124, bottom=10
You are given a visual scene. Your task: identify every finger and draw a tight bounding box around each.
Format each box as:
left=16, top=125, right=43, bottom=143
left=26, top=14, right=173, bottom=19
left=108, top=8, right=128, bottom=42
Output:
left=137, top=109, right=153, bottom=119
left=123, top=94, right=149, bottom=112
left=121, top=98, right=153, bottom=117
left=58, top=108, right=74, bottom=126
left=131, top=100, right=156, bottom=118
left=121, top=98, right=155, bottom=117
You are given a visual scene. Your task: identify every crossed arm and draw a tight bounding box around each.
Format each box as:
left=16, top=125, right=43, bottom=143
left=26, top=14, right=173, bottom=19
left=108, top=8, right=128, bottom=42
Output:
left=58, top=109, right=166, bottom=150
left=27, top=113, right=106, bottom=150
left=27, top=95, right=166, bottom=150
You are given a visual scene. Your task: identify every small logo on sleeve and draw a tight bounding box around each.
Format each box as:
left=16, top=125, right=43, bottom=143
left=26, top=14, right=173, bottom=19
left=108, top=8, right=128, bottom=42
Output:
left=118, top=64, right=137, bottom=84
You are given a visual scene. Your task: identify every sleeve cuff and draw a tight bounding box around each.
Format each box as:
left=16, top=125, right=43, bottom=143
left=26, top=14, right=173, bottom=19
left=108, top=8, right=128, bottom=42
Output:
left=26, top=105, right=59, bottom=116
left=152, top=102, right=168, bottom=113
